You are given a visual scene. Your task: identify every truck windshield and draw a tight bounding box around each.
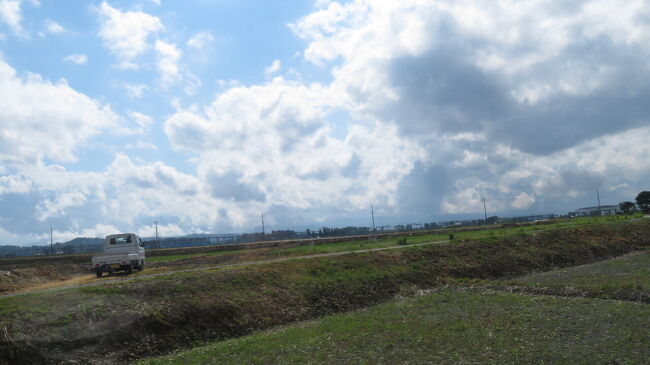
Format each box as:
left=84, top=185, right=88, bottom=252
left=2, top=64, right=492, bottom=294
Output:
left=110, top=236, right=132, bottom=244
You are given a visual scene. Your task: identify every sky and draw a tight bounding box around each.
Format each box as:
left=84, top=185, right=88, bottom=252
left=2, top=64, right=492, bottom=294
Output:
left=0, top=0, right=649, bottom=245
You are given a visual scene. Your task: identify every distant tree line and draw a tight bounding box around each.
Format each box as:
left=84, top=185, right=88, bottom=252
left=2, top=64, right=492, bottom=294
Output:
left=0, top=238, right=103, bottom=258
left=618, top=191, right=650, bottom=214
left=635, top=191, right=650, bottom=213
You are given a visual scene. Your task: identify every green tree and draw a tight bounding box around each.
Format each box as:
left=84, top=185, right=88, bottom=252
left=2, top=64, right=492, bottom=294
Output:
left=635, top=191, right=650, bottom=213
left=619, top=201, right=635, bottom=214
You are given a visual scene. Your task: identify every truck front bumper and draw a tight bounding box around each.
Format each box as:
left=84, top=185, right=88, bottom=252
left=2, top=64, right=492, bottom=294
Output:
left=90, top=263, right=132, bottom=273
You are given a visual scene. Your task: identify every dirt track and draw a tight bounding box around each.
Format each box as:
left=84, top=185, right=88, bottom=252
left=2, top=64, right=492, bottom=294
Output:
left=0, top=240, right=447, bottom=298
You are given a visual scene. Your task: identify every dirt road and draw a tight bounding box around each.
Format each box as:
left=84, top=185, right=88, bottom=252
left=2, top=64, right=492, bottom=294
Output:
left=0, top=240, right=446, bottom=298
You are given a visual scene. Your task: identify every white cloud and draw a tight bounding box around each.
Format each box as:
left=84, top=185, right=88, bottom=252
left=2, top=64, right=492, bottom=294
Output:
left=516, top=126, right=650, bottom=199
left=0, top=173, right=31, bottom=194
left=164, top=77, right=422, bottom=226
left=123, top=83, right=147, bottom=98
left=36, top=190, right=87, bottom=221
left=0, top=0, right=24, bottom=35
left=441, top=187, right=500, bottom=215
left=264, top=59, right=281, bottom=77
left=436, top=125, right=650, bottom=215
left=97, top=1, right=163, bottom=69
left=126, top=141, right=159, bottom=151
left=0, top=58, right=121, bottom=166
left=511, top=192, right=536, bottom=210
left=14, top=164, right=107, bottom=227
left=154, top=39, right=200, bottom=94
left=292, top=1, right=650, bottom=144
left=63, top=54, right=87, bottom=65
left=138, top=223, right=187, bottom=238
left=187, top=31, right=214, bottom=49
left=39, top=224, right=123, bottom=244
left=130, top=111, right=153, bottom=129
left=290, top=0, right=650, bottom=218
left=102, top=154, right=208, bottom=226
left=0, top=154, right=212, bottom=243
left=44, top=19, right=64, bottom=34
left=78, top=224, right=122, bottom=238
left=154, top=39, right=181, bottom=85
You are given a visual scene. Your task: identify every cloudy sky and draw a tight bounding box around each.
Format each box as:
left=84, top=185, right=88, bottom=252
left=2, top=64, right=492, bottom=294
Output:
left=1, top=0, right=649, bottom=244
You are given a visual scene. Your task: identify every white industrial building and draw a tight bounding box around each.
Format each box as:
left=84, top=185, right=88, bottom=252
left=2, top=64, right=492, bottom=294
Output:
left=571, top=205, right=621, bottom=217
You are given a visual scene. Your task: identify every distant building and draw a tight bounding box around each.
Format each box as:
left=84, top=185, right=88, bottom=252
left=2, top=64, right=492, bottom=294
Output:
left=570, top=205, right=621, bottom=217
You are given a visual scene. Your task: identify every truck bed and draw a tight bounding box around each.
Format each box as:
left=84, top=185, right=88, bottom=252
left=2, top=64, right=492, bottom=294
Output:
left=91, top=252, right=140, bottom=264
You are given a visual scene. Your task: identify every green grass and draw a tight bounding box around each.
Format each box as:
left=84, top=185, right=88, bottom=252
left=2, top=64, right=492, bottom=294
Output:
left=148, top=215, right=641, bottom=265
left=265, top=233, right=449, bottom=256
left=146, top=249, right=240, bottom=263
left=138, top=288, right=650, bottom=365
left=511, top=249, right=650, bottom=293
left=265, top=214, right=640, bottom=257
left=0, top=292, right=50, bottom=317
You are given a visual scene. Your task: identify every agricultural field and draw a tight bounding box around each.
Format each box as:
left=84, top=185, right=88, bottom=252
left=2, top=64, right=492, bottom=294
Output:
left=0, top=216, right=648, bottom=364
left=139, top=288, right=650, bottom=365
left=504, top=245, right=650, bottom=302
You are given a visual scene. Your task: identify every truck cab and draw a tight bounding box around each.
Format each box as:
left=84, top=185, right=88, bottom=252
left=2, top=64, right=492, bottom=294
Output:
left=91, top=233, right=145, bottom=277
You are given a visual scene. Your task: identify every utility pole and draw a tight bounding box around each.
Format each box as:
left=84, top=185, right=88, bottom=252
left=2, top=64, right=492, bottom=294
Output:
left=482, top=196, right=488, bottom=225
left=50, top=227, right=53, bottom=255
left=371, top=204, right=376, bottom=232
left=597, top=189, right=602, bottom=216
left=154, top=220, right=160, bottom=249
left=261, top=213, right=265, bottom=238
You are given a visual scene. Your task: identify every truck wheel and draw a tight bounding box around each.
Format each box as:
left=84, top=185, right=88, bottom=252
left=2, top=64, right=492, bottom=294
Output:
left=126, top=264, right=133, bottom=275
left=96, top=271, right=102, bottom=278
left=139, top=260, right=144, bottom=271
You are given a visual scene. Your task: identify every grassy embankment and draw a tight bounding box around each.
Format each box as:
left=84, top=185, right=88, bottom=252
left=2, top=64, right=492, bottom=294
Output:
left=150, top=214, right=640, bottom=265
left=0, top=214, right=639, bottom=294
left=141, top=224, right=650, bottom=364
left=0, top=217, right=648, bottom=363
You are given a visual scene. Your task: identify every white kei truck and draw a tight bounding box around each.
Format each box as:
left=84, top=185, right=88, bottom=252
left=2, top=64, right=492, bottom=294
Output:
left=91, top=233, right=145, bottom=277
